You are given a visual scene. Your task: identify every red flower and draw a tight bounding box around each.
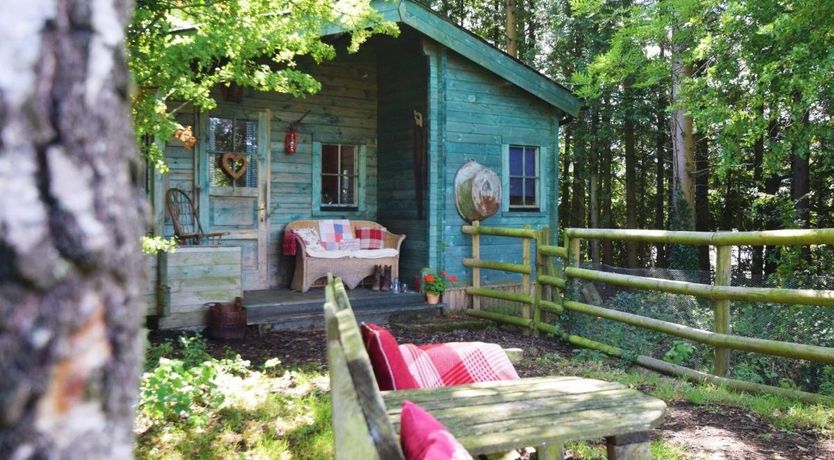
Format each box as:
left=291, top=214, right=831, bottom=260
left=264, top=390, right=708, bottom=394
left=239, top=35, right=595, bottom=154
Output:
left=424, top=274, right=436, bottom=283
left=448, top=275, right=458, bottom=283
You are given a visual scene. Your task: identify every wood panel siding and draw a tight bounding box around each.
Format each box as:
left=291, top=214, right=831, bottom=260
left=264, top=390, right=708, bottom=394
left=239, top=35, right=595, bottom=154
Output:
left=439, top=52, right=560, bottom=285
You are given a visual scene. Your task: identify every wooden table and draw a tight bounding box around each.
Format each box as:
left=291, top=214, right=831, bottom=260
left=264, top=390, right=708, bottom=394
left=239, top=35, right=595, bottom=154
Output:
left=382, top=375, right=667, bottom=460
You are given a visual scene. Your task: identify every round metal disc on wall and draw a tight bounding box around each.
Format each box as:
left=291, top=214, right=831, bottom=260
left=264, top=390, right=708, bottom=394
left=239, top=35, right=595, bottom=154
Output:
left=454, top=159, right=502, bottom=222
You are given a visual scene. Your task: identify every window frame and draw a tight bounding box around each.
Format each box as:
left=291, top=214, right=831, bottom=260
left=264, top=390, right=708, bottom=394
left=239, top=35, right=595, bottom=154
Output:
left=312, top=141, right=367, bottom=216
left=206, top=116, right=260, bottom=190
left=501, top=143, right=547, bottom=215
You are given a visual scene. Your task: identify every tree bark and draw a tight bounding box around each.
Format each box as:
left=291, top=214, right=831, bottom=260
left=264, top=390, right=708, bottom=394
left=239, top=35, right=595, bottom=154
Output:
left=655, top=85, right=668, bottom=267
left=589, top=103, right=600, bottom=264
left=0, top=0, right=144, bottom=457
left=695, top=133, right=711, bottom=272
left=624, top=102, right=638, bottom=267
left=601, top=95, right=614, bottom=266
left=669, top=45, right=697, bottom=270
left=505, top=0, right=518, bottom=57
left=791, top=107, right=811, bottom=261
left=560, top=126, right=573, bottom=227
left=751, top=115, right=765, bottom=277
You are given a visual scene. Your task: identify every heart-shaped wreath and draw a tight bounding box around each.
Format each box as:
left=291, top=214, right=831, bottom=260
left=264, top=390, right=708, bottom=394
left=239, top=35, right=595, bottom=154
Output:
left=221, top=152, right=248, bottom=180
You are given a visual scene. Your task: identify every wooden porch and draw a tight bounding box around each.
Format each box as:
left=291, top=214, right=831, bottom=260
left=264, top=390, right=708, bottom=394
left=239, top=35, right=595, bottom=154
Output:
left=243, top=288, right=438, bottom=330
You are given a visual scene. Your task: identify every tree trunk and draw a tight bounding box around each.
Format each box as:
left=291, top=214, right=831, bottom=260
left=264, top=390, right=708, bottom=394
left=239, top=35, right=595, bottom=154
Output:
left=655, top=85, right=668, bottom=267
left=624, top=106, right=638, bottom=267
left=589, top=103, right=600, bottom=264
left=695, top=133, right=711, bottom=272
left=0, top=1, right=144, bottom=458
left=560, top=126, right=573, bottom=228
left=601, top=95, right=614, bottom=266
left=791, top=107, right=811, bottom=261
left=764, top=118, right=781, bottom=277
left=669, top=46, right=697, bottom=271
left=751, top=117, right=764, bottom=277
left=505, top=0, right=518, bottom=57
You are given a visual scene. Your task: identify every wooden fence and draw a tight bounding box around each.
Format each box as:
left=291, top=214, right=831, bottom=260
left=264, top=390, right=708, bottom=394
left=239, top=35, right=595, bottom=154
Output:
left=462, top=223, right=834, bottom=404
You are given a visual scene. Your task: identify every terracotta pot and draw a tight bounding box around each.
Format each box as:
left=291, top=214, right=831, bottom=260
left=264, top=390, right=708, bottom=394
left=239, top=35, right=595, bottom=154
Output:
left=426, top=292, right=441, bottom=305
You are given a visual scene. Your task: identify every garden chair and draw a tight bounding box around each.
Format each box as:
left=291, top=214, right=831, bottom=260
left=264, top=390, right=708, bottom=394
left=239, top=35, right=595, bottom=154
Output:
left=165, top=188, right=226, bottom=245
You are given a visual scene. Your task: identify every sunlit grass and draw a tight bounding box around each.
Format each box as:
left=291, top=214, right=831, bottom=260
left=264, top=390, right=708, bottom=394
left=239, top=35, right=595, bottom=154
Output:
left=135, top=364, right=332, bottom=460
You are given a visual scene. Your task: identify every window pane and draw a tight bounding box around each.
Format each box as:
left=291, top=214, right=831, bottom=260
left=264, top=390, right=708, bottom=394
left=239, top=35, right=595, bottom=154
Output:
left=340, top=174, right=355, bottom=205
left=509, top=146, right=523, bottom=175
left=209, top=117, right=233, bottom=151
left=524, top=148, right=536, bottom=176
left=509, top=177, right=523, bottom=205
left=341, top=146, right=356, bottom=174
left=322, top=176, right=339, bottom=205
left=322, top=145, right=339, bottom=174
left=234, top=120, right=257, bottom=154
left=524, top=178, right=537, bottom=206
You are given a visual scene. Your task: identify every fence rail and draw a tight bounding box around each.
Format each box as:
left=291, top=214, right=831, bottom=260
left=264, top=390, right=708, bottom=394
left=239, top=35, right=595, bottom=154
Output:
left=462, top=223, right=834, bottom=404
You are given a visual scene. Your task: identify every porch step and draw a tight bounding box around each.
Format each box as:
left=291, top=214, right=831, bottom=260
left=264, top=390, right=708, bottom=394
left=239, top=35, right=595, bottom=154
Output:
left=245, top=290, right=437, bottom=329
left=252, top=302, right=443, bottom=331
left=148, top=289, right=434, bottom=330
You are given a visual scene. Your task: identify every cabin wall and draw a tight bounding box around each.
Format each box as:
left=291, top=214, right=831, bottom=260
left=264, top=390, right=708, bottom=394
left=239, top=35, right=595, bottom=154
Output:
left=377, top=30, right=429, bottom=286
left=158, top=42, right=380, bottom=290
left=436, top=50, right=561, bottom=285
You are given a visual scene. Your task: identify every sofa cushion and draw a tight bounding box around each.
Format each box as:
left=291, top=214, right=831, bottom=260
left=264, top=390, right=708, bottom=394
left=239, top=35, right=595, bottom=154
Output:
left=338, top=239, right=361, bottom=251
left=295, top=228, right=321, bottom=248
left=356, top=226, right=386, bottom=249
left=400, top=400, right=473, bottom=460
left=350, top=248, right=399, bottom=259
left=319, top=219, right=355, bottom=250
left=305, top=248, right=353, bottom=258
left=360, top=323, right=419, bottom=391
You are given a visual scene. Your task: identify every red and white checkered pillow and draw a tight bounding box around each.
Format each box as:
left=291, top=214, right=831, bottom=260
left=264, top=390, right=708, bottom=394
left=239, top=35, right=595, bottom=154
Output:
left=355, top=226, right=386, bottom=249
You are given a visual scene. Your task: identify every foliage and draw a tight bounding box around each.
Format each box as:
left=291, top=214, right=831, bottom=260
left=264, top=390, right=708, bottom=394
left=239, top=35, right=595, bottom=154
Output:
left=140, top=235, right=178, bottom=255
left=663, top=340, right=696, bottom=367
left=127, top=0, right=398, bottom=168
left=140, top=357, right=223, bottom=427
left=422, top=269, right=458, bottom=295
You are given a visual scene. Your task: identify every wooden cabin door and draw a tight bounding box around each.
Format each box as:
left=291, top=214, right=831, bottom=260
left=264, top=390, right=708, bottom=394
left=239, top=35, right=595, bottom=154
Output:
left=199, top=109, right=270, bottom=290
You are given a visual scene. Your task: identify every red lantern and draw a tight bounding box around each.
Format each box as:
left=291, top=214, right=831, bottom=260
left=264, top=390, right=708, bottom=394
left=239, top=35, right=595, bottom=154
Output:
left=284, top=125, right=298, bottom=154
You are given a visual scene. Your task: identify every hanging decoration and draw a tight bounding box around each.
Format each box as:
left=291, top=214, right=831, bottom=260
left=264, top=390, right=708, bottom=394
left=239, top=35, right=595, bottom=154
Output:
left=173, top=125, right=197, bottom=149
left=221, top=152, right=248, bottom=180
left=284, top=109, right=311, bottom=154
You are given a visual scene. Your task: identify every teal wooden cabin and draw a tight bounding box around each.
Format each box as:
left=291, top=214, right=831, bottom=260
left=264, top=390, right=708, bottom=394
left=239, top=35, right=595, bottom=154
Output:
left=146, top=0, right=579, bottom=326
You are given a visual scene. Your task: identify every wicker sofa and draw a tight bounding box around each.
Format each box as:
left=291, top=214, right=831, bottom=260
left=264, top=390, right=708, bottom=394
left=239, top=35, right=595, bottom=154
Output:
left=285, top=220, right=406, bottom=292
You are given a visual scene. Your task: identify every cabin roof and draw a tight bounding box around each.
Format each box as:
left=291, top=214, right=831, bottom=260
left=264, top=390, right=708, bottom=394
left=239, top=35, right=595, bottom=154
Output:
left=373, top=0, right=580, bottom=117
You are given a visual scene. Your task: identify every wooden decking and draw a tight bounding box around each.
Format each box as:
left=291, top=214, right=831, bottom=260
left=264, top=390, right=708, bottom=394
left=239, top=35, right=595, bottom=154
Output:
left=244, top=287, right=438, bottom=329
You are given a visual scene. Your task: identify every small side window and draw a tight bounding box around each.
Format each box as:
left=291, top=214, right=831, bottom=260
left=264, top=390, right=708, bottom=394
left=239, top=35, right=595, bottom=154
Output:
left=507, top=145, right=539, bottom=211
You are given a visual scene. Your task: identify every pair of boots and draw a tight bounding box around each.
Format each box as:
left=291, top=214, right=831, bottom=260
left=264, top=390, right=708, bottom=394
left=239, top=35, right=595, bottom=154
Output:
left=371, top=265, right=392, bottom=292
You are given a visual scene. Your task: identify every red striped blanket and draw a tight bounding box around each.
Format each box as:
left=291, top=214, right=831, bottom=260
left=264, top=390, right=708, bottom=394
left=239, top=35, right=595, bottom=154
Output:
left=399, top=342, right=520, bottom=388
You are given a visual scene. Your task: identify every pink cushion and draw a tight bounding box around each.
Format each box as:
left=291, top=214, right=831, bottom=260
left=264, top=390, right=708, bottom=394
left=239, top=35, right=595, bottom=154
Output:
left=400, top=401, right=473, bottom=460
left=360, top=323, right=419, bottom=391
left=356, top=226, right=386, bottom=249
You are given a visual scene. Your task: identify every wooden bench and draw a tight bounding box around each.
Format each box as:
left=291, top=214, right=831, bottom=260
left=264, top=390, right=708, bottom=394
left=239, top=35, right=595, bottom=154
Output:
left=323, top=276, right=666, bottom=460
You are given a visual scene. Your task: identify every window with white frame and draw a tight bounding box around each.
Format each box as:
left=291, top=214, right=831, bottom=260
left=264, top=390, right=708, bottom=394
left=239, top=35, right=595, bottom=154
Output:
left=320, top=143, right=358, bottom=209
left=507, top=145, right=539, bottom=211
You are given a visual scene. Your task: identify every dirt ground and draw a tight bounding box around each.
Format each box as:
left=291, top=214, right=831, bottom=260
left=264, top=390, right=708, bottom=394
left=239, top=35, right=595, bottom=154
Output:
left=150, top=320, right=834, bottom=460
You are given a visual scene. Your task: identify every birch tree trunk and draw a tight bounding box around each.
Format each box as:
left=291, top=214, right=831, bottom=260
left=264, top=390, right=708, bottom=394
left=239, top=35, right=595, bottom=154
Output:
left=0, top=0, right=144, bottom=458
left=669, top=45, right=697, bottom=270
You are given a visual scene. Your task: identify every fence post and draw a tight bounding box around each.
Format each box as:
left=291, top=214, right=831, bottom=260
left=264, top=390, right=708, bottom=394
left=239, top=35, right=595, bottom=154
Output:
left=713, top=245, right=732, bottom=377
left=522, top=225, right=532, bottom=335
left=566, top=236, right=581, bottom=302
left=533, top=227, right=549, bottom=337
left=472, top=220, right=480, bottom=311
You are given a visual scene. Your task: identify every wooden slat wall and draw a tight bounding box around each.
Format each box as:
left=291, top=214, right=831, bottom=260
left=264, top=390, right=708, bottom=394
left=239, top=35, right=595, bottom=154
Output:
left=377, top=29, right=429, bottom=286
left=162, top=247, right=242, bottom=316
left=162, top=110, right=198, bottom=238
left=160, top=42, right=381, bottom=289
left=441, top=52, right=560, bottom=285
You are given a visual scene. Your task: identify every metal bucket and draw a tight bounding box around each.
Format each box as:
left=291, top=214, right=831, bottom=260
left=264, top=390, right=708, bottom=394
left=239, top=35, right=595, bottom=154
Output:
left=454, top=160, right=501, bottom=222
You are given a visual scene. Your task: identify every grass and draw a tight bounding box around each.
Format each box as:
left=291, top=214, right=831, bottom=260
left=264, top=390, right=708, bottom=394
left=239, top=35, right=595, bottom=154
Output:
left=135, top=335, right=832, bottom=459
left=135, top=337, right=332, bottom=460
left=535, top=351, right=834, bottom=436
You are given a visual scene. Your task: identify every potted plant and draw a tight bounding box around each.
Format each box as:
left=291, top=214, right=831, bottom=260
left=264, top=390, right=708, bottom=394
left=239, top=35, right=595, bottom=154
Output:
left=422, top=270, right=457, bottom=304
